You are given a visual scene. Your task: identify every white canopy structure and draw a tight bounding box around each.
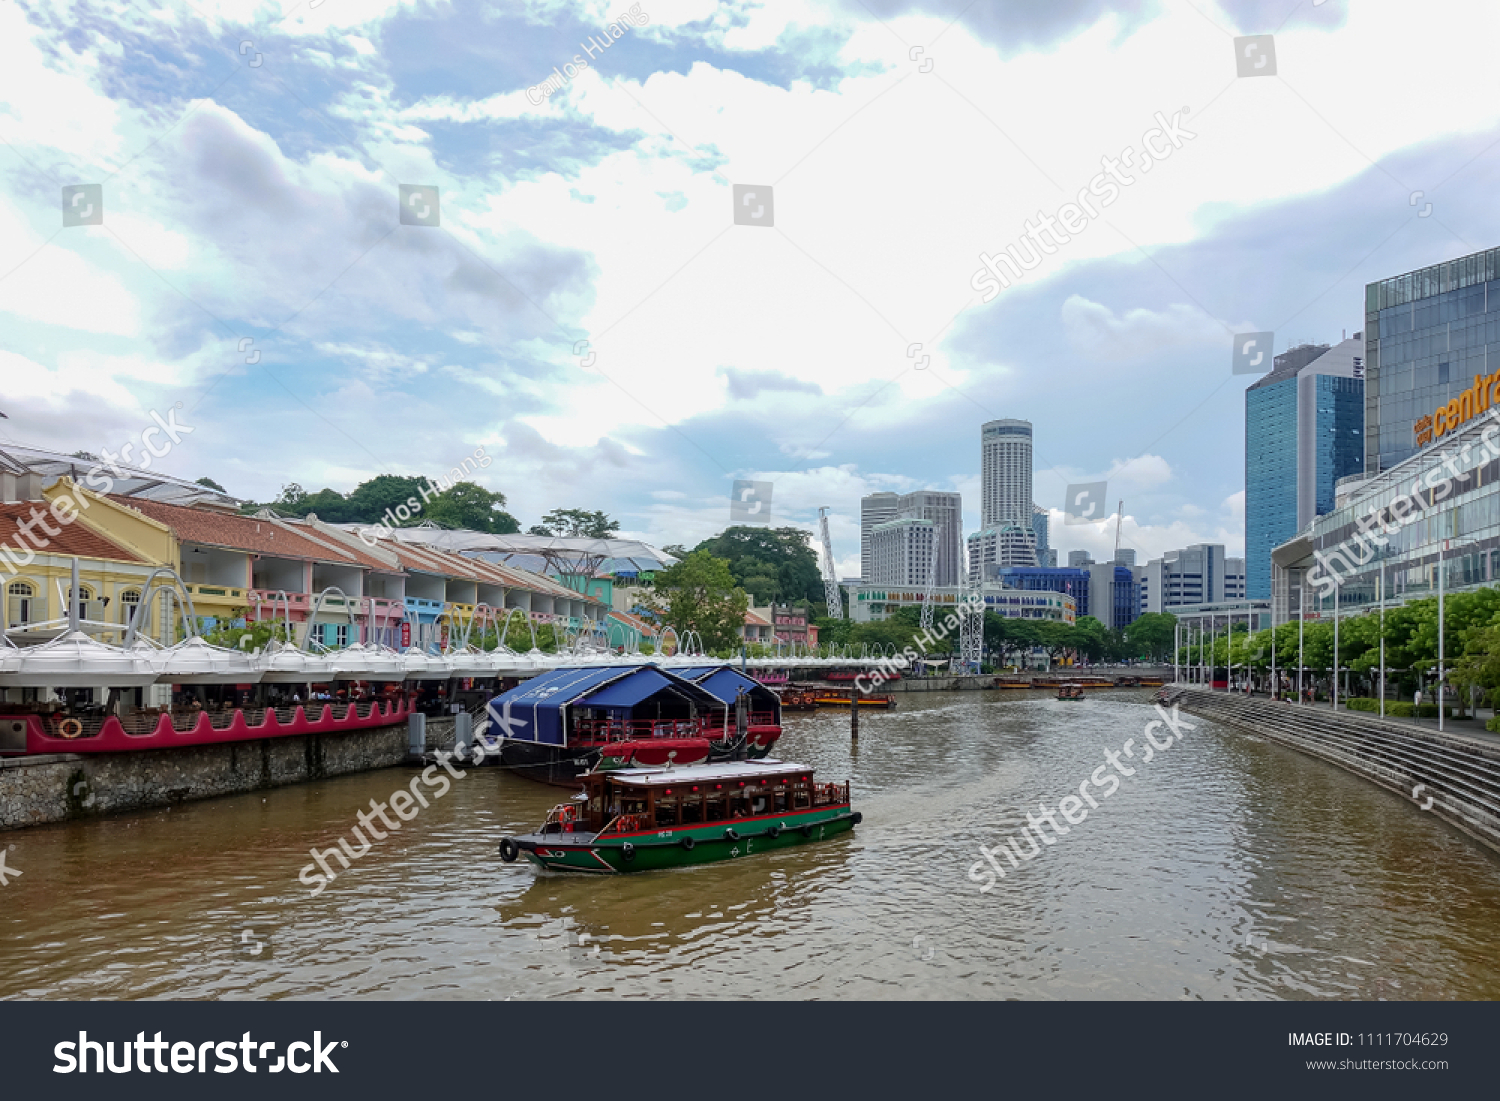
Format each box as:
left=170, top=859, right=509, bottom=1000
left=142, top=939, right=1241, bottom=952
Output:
left=375, top=528, right=677, bottom=578
left=0, top=444, right=241, bottom=509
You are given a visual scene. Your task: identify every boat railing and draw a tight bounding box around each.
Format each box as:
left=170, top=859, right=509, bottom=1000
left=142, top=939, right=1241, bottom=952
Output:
left=542, top=802, right=585, bottom=834
left=813, top=781, right=848, bottom=806
left=746, top=711, right=777, bottom=727
left=572, top=718, right=702, bottom=743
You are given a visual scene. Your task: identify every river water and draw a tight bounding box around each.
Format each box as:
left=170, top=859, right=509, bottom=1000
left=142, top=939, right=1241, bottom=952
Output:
left=2, top=689, right=1497, bottom=1000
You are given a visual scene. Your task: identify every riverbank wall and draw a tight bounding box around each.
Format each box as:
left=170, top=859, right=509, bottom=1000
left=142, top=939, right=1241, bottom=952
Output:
left=1165, top=686, right=1500, bottom=855
left=887, top=675, right=986, bottom=692
left=0, top=723, right=408, bottom=832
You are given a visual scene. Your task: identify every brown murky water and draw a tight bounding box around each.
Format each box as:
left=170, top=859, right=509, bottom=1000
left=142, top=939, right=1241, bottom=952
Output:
left=1, top=689, right=1497, bottom=1000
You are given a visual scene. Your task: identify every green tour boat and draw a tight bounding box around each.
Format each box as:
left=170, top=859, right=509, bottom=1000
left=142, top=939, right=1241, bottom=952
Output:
left=497, top=758, right=860, bottom=874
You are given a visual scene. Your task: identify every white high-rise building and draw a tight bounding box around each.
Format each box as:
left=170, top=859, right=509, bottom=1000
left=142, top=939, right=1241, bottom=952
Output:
left=859, top=492, right=899, bottom=582
left=897, top=490, right=962, bottom=587
left=980, top=419, right=1033, bottom=528
left=869, top=518, right=936, bottom=587
left=1139, top=544, right=1247, bottom=613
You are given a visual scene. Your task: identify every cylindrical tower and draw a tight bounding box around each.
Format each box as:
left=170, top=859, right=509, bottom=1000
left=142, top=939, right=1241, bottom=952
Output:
left=980, top=418, right=1032, bottom=529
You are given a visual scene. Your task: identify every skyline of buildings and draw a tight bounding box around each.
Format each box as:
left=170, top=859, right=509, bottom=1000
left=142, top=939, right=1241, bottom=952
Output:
left=848, top=245, right=1500, bottom=627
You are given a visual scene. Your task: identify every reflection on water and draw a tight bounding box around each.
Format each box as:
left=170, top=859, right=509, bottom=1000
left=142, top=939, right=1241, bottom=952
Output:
left=1, top=689, right=1497, bottom=1000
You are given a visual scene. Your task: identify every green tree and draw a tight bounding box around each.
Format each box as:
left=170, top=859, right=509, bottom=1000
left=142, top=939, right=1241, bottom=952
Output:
left=535, top=509, right=620, bottom=538
left=200, top=609, right=292, bottom=651
left=648, top=550, right=750, bottom=652
left=1071, top=616, right=1112, bottom=661
left=195, top=476, right=227, bottom=493
left=694, top=526, right=823, bottom=606
left=345, top=475, right=428, bottom=522
left=423, top=482, right=521, bottom=533
left=1123, top=612, right=1177, bottom=660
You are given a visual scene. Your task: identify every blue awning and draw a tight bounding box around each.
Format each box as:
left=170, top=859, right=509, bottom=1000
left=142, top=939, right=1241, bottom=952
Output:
left=694, top=668, right=780, bottom=713
left=488, top=665, right=637, bottom=746
left=672, top=664, right=728, bottom=681
left=576, top=668, right=681, bottom=709
left=487, top=664, right=728, bottom=746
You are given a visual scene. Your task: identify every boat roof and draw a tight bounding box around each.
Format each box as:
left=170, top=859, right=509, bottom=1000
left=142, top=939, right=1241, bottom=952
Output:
left=488, top=663, right=726, bottom=746
left=600, top=758, right=813, bottom=788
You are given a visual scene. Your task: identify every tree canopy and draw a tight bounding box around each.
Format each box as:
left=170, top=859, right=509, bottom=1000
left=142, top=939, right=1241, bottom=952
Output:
left=1176, top=587, right=1500, bottom=711
left=531, top=509, right=620, bottom=538
left=254, top=475, right=520, bottom=532
left=648, top=550, right=749, bottom=652
left=692, top=526, right=823, bottom=607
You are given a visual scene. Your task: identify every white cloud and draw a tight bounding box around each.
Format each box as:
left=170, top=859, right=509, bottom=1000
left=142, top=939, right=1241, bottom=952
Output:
left=1061, top=295, right=1229, bottom=361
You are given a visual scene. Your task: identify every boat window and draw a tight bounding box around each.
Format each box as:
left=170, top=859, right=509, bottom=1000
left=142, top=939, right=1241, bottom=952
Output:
left=772, top=784, right=788, bottom=813
left=681, top=794, right=702, bottom=824
left=656, top=797, right=678, bottom=826
left=704, top=795, right=725, bottom=822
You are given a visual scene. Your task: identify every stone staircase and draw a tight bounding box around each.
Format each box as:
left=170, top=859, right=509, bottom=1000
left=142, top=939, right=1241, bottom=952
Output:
left=1159, top=685, right=1500, bottom=855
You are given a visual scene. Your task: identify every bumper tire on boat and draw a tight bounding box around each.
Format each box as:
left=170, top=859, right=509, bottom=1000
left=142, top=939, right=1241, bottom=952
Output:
left=724, top=828, right=740, bottom=841
left=498, top=837, right=520, bottom=863
left=680, top=835, right=696, bottom=851
left=765, top=825, right=781, bottom=839
left=621, top=842, right=635, bottom=863
left=851, top=812, right=862, bottom=826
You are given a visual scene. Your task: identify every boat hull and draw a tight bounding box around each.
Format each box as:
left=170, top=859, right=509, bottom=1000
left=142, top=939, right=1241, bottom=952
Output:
left=1, top=698, right=411, bottom=756
left=510, top=805, right=858, bottom=874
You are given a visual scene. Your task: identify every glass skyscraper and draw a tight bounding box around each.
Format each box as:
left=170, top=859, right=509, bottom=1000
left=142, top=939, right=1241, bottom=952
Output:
left=1244, top=338, right=1364, bottom=599
left=1365, top=247, right=1500, bottom=474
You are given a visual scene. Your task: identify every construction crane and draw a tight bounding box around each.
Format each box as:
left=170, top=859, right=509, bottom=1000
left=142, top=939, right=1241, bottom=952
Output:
left=919, top=533, right=941, bottom=636
left=817, top=507, right=845, bottom=619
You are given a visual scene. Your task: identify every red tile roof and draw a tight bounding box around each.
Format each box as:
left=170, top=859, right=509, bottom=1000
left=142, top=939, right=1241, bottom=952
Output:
left=609, top=610, right=659, bottom=636
left=0, top=502, right=145, bottom=564
left=112, top=498, right=387, bottom=568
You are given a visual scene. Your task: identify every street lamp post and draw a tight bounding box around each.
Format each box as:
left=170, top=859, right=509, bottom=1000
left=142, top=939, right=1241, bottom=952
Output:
left=1378, top=564, right=1386, bottom=719
left=1438, top=533, right=1446, bottom=733
left=1333, top=579, right=1340, bottom=711
left=1297, top=571, right=1305, bottom=702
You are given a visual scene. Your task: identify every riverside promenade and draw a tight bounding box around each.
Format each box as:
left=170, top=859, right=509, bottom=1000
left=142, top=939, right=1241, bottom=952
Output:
left=1163, top=685, right=1500, bottom=856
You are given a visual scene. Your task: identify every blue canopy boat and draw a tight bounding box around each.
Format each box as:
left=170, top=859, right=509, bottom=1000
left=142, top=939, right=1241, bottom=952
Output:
left=485, top=663, right=783, bottom=786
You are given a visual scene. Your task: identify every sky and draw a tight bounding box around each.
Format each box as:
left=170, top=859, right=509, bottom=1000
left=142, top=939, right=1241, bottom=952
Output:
left=3, top=0, right=1499, bottom=579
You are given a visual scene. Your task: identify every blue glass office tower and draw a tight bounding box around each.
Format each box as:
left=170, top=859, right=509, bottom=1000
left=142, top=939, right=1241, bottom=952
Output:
left=1365, top=248, right=1500, bottom=474
left=1244, top=337, right=1364, bottom=599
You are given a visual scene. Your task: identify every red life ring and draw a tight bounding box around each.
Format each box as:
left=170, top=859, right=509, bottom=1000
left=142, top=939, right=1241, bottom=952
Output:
left=58, top=718, right=84, bottom=739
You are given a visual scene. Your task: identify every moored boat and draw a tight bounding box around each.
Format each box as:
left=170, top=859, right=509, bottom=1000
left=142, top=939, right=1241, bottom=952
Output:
left=487, top=663, right=782, bottom=786
left=498, top=758, right=859, bottom=874
left=810, top=689, right=896, bottom=709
